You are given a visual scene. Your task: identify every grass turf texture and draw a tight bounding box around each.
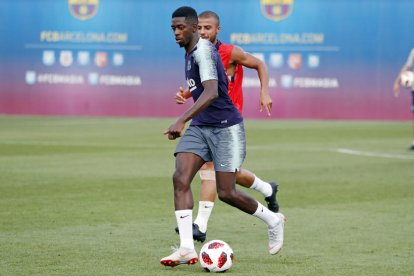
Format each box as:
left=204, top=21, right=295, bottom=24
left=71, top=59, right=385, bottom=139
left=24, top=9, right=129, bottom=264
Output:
left=0, top=116, right=413, bottom=275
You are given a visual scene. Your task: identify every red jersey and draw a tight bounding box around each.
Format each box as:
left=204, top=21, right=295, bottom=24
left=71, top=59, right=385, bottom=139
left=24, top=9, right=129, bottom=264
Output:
left=216, top=40, right=244, bottom=113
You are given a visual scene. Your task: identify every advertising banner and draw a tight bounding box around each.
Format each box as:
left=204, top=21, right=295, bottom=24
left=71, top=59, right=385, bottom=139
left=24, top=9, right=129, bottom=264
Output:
left=0, top=0, right=413, bottom=120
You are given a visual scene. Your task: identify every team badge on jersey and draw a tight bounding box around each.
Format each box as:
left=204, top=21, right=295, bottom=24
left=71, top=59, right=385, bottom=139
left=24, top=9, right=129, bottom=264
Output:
left=260, top=0, right=294, bottom=22
left=68, top=0, right=99, bottom=21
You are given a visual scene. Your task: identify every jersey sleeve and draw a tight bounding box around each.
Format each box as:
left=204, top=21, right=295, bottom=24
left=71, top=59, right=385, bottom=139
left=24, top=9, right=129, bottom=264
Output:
left=193, top=39, right=218, bottom=83
left=405, top=48, right=414, bottom=69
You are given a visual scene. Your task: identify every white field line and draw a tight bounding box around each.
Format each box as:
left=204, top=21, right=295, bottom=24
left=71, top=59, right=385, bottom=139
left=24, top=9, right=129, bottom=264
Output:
left=336, top=148, right=414, bottom=160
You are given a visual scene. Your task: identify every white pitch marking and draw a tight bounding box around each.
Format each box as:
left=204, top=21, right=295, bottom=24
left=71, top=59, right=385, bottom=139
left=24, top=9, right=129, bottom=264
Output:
left=336, top=148, right=414, bottom=160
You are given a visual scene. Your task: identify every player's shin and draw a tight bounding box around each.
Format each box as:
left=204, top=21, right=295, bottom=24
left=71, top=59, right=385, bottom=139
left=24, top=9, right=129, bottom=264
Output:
left=252, top=201, right=278, bottom=227
left=250, top=175, right=273, bottom=197
left=194, top=201, right=214, bottom=233
left=175, top=209, right=194, bottom=250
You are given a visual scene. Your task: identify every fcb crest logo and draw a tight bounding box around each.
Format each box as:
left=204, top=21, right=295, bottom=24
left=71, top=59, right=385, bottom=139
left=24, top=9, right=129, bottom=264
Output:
left=260, top=0, right=294, bottom=22
left=68, top=0, right=99, bottom=21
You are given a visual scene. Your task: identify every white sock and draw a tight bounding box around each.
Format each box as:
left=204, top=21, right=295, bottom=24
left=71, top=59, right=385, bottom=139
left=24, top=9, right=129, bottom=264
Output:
left=250, top=176, right=272, bottom=197
left=252, top=201, right=278, bottom=228
left=194, top=201, right=214, bottom=233
left=175, top=209, right=194, bottom=250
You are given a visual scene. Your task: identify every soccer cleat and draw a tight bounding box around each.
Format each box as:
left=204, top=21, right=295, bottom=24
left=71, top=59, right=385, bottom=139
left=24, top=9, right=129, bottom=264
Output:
left=268, top=213, right=285, bottom=255
left=160, top=247, right=198, bottom=267
left=409, top=144, right=414, bottom=151
left=265, top=182, right=280, bottom=213
left=174, top=223, right=207, bottom=243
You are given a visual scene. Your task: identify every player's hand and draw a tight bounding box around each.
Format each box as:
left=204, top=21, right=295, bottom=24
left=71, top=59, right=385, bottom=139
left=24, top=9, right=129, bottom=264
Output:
left=175, top=87, right=191, bottom=104
left=393, top=82, right=400, bottom=97
left=163, top=119, right=185, bottom=140
left=175, top=92, right=187, bottom=104
left=260, top=91, right=272, bottom=116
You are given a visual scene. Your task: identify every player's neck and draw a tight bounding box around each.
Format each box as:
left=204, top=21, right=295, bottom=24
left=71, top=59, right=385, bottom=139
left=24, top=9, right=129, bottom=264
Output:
left=185, top=34, right=200, bottom=54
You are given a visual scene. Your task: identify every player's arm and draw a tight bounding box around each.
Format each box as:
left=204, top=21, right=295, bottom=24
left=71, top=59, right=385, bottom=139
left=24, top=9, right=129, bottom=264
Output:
left=393, top=64, right=410, bottom=97
left=230, top=46, right=272, bottom=116
left=177, top=80, right=218, bottom=123
left=394, top=49, right=414, bottom=97
left=164, top=80, right=218, bottom=140
left=164, top=43, right=219, bottom=140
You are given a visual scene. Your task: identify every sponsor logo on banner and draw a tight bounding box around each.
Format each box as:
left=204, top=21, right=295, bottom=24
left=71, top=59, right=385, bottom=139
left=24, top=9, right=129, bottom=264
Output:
left=60, top=51, right=73, bottom=67
left=77, top=51, right=90, bottom=66
left=88, top=72, right=99, bottom=85
left=269, top=53, right=283, bottom=68
left=112, top=52, right=124, bottom=66
left=42, top=51, right=55, bottom=66
left=260, top=0, right=294, bottom=22
left=68, top=0, right=99, bottom=21
left=25, top=71, right=36, bottom=85
left=308, top=54, right=320, bottom=68
left=95, top=52, right=107, bottom=68
left=288, top=53, right=302, bottom=70
left=281, top=75, right=293, bottom=88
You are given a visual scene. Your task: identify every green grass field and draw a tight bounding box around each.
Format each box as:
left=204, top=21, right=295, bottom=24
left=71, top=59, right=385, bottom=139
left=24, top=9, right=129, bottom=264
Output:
left=0, top=116, right=413, bottom=275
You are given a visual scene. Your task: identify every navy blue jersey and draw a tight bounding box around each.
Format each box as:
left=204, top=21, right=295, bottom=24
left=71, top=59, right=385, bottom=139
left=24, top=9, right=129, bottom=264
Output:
left=185, top=38, right=243, bottom=127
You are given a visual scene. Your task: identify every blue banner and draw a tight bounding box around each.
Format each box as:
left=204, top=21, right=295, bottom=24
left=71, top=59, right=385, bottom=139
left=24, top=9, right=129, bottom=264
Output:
left=0, top=0, right=412, bottom=119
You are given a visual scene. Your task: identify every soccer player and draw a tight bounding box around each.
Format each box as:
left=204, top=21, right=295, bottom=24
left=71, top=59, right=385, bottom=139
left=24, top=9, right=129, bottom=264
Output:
left=161, top=6, right=285, bottom=267
left=393, top=47, right=414, bottom=150
left=174, top=10, right=279, bottom=243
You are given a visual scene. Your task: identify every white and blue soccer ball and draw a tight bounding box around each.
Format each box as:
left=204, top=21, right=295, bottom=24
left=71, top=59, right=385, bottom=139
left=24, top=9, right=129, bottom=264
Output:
left=199, top=240, right=234, bottom=272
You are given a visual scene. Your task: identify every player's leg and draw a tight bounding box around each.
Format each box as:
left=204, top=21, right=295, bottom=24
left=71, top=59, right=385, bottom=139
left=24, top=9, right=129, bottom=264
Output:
left=411, top=121, right=414, bottom=150
left=191, top=167, right=280, bottom=241
left=215, top=171, right=285, bottom=254
left=410, top=91, right=414, bottom=150
left=161, top=125, right=209, bottom=267
left=236, top=168, right=280, bottom=212
left=172, top=152, right=204, bottom=210
left=198, top=162, right=217, bottom=201
left=211, top=122, right=285, bottom=254
left=193, top=161, right=216, bottom=239
left=215, top=171, right=258, bottom=213
left=161, top=152, right=204, bottom=267
left=197, top=166, right=281, bottom=213
left=176, top=161, right=215, bottom=242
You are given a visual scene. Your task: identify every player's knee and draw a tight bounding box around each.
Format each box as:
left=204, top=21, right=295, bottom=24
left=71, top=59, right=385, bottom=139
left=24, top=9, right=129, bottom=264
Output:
left=172, top=171, right=190, bottom=190
left=200, top=161, right=214, bottom=171
left=217, top=189, right=234, bottom=204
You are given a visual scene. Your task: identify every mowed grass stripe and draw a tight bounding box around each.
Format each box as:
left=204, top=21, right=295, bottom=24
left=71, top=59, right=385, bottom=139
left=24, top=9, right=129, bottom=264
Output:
left=0, top=116, right=413, bottom=275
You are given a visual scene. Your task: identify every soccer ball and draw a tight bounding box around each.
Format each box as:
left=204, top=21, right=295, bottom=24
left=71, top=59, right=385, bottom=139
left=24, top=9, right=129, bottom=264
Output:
left=199, top=240, right=234, bottom=272
left=400, top=70, right=414, bottom=88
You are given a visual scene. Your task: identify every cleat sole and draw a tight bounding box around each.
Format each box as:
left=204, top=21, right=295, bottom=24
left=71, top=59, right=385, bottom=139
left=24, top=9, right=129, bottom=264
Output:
left=160, top=260, right=180, bottom=267
left=160, top=258, right=198, bottom=267
left=186, top=257, right=198, bottom=265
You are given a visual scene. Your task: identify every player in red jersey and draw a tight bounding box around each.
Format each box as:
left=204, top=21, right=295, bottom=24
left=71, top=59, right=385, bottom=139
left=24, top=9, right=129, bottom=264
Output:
left=175, top=10, right=280, bottom=242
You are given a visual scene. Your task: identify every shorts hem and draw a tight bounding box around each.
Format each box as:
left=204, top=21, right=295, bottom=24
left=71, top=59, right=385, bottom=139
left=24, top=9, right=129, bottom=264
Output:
left=174, top=150, right=210, bottom=162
